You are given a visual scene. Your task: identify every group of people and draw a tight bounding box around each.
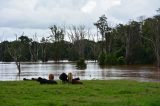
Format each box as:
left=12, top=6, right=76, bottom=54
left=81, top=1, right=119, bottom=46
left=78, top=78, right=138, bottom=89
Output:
left=23, top=72, right=82, bottom=84
left=59, top=72, right=82, bottom=84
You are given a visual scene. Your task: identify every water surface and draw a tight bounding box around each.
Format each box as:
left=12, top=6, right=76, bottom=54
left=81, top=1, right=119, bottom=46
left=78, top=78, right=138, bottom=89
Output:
left=0, top=61, right=160, bottom=82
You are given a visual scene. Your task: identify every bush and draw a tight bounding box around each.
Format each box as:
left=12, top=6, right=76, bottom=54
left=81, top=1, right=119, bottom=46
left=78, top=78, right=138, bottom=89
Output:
left=76, top=58, right=87, bottom=69
left=98, top=52, right=126, bottom=65
left=117, top=56, right=125, bottom=65
left=105, top=53, right=117, bottom=65
left=98, top=52, right=106, bottom=65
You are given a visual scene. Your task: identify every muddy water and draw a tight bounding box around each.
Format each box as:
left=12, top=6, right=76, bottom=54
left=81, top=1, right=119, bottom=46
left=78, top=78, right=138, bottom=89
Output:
left=0, top=61, right=160, bottom=82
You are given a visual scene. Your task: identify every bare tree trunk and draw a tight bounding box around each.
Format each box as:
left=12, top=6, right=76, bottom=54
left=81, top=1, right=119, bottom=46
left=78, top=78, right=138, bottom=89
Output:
left=15, top=60, right=21, bottom=74
left=154, top=39, right=160, bottom=67
left=105, top=32, right=112, bottom=53
left=68, top=25, right=87, bottom=59
left=7, top=42, right=22, bottom=74
left=126, top=32, right=131, bottom=64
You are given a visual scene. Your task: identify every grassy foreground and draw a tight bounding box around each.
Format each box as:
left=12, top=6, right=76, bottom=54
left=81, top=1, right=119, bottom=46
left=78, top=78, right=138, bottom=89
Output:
left=0, top=80, right=160, bottom=106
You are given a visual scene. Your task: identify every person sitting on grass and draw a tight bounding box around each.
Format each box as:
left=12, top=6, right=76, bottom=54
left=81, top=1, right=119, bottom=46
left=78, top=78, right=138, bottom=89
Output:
left=59, top=73, right=68, bottom=83
left=59, top=72, right=82, bottom=84
left=68, top=72, right=73, bottom=83
left=68, top=72, right=82, bottom=84
left=49, top=74, right=54, bottom=80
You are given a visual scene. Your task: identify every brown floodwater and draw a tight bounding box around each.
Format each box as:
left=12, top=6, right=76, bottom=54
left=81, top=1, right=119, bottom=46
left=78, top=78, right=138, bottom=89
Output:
left=0, top=61, right=160, bottom=82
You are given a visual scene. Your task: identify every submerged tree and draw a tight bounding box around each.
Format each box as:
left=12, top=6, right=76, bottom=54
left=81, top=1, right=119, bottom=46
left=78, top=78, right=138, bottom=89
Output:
left=94, top=15, right=112, bottom=65
left=7, top=34, right=23, bottom=74
left=68, top=25, right=88, bottom=69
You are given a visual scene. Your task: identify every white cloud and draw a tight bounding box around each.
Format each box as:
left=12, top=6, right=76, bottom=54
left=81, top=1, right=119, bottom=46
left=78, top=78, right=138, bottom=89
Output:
left=81, top=0, right=97, bottom=13
left=102, top=0, right=121, bottom=9
left=0, top=0, right=159, bottom=40
left=0, top=27, right=50, bottom=41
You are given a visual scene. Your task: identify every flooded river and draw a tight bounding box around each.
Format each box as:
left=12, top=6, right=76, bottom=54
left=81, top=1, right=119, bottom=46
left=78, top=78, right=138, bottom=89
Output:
left=0, top=61, right=160, bottom=82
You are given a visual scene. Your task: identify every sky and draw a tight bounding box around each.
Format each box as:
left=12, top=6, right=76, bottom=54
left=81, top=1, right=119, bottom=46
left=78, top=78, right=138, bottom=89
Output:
left=0, top=0, right=159, bottom=41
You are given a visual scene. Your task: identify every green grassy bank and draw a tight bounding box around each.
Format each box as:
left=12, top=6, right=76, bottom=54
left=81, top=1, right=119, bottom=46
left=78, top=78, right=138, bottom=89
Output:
left=0, top=80, right=160, bottom=106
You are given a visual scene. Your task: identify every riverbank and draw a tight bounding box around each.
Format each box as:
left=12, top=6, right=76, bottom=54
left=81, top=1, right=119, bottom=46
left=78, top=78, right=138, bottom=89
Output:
left=0, top=80, right=160, bottom=106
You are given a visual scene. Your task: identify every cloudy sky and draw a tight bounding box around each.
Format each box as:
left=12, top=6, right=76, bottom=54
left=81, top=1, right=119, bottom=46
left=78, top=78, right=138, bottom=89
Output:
left=0, top=0, right=159, bottom=41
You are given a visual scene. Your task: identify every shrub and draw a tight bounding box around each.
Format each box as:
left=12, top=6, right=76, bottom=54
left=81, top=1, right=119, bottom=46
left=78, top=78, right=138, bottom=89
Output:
left=117, top=56, right=125, bottom=65
left=76, top=58, right=87, bottom=69
left=98, top=52, right=106, bottom=65
left=105, top=53, right=117, bottom=65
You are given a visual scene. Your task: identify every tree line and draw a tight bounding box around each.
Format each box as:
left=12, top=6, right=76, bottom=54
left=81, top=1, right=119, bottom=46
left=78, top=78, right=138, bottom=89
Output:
left=0, top=10, right=160, bottom=68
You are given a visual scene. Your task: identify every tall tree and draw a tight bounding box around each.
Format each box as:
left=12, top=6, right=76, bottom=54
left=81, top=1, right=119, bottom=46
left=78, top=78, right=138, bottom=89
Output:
left=125, top=21, right=141, bottom=64
left=7, top=34, right=23, bottom=74
left=29, top=33, right=39, bottom=62
left=68, top=25, right=87, bottom=59
left=142, top=12, right=160, bottom=67
left=40, top=37, right=48, bottom=62
left=94, top=14, right=112, bottom=53
left=115, top=21, right=142, bottom=64
left=18, top=35, right=32, bottom=61
left=49, top=25, right=65, bottom=61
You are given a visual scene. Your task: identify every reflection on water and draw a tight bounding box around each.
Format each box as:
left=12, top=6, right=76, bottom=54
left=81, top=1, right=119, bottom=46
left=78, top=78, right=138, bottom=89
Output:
left=0, top=61, right=160, bottom=82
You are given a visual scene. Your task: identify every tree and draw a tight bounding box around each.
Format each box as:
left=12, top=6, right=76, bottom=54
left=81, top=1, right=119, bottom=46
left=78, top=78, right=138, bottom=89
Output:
left=68, top=25, right=87, bottom=59
left=18, top=35, right=32, bottom=61
left=40, top=37, right=48, bottom=62
left=142, top=13, right=160, bottom=67
left=125, top=21, right=142, bottom=64
left=7, top=39, right=22, bottom=74
left=29, top=33, right=39, bottom=62
left=67, top=25, right=88, bottom=69
left=49, top=25, right=65, bottom=61
left=94, top=14, right=112, bottom=53
left=0, top=41, right=13, bottom=62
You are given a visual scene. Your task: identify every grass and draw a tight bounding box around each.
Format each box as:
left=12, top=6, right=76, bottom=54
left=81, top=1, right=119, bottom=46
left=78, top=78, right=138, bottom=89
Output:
left=0, top=80, right=160, bottom=106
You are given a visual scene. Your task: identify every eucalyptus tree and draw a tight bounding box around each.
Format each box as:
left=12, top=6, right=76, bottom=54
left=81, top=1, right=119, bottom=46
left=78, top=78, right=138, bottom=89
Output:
left=18, top=35, right=32, bottom=61
left=141, top=11, right=160, bottom=67
left=49, top=25, right=65, bottom=61
left=115, top=21, right=142, bottom=64
left=40, top=37, right=49, bottom=62
left=29, top=33, right=39, bottom=62
left=68, top=25, right=87, bottom=59
left=7, top=34, right=24, bottom=74
left=94, top=14, right=112, bottom=53
left=67, top=25, right=89, bottom=69
left=125, top=21, right=142, bottom=64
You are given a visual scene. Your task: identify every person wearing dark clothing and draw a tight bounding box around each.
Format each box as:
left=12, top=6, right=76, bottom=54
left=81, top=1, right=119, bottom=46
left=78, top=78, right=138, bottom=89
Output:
left=59, top=73, right=68, bottom=83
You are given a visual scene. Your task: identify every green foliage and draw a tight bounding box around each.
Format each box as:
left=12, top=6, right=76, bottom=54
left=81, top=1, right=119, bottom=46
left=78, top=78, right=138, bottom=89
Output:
left=117, top=56, right=125, bottom=65
left=76, top=58, right=87, bottom=69
left=3, top=50, right=13, bottom=62
left=105, top=53, right=117, bottom=65
left=98, top=52, right=106, bottom=65
left=98, top=52, right=125, bottom=65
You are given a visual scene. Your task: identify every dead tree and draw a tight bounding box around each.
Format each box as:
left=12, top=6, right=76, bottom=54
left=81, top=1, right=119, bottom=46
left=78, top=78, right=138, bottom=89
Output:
left=40, top=37, right=48, bottom=62
left=68, top=25, right=87, bottom=59
left=7, top=35, right=22, bottom=74
left=29, top=33, right=39, bottom=62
